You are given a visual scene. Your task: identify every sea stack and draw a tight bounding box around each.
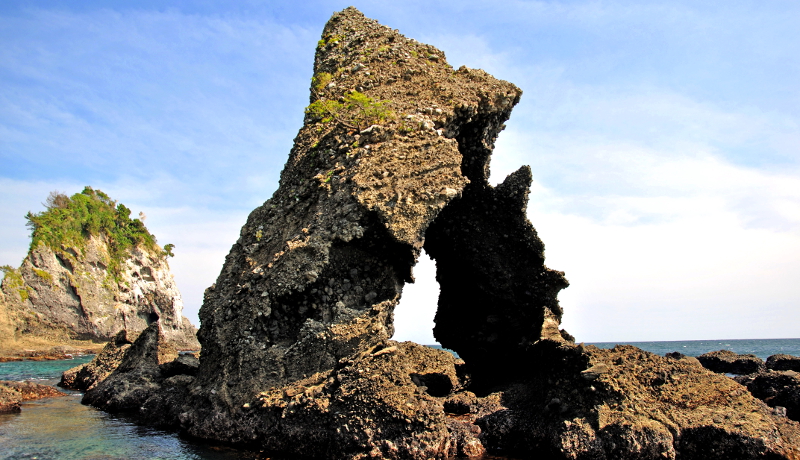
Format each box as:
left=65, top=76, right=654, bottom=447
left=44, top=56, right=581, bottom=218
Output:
left=0, top=187, right=199, bottom=353
left=76, top=8, right=800, bottom=459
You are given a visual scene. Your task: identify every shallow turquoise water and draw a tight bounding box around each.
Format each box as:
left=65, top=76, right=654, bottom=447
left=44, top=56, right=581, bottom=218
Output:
left=0, top=394, right=260, bottom=460
left=0, top=355, right=93, bottom=383
left=0, top=357, right=265, bottom=460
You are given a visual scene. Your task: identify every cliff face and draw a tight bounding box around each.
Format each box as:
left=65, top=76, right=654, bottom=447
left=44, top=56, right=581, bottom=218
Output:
left=0, top=189, right=198, bottom=352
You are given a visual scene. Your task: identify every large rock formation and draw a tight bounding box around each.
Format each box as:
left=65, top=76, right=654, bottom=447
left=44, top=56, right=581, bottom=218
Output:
left=193, top=4, right=563, bottom=405
left=0, top=187, right=199, bottom=353
left=73, top=8, right=800, bottom=459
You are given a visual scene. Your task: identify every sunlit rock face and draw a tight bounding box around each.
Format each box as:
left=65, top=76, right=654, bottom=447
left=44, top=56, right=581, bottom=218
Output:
left=191, top=5, right=564, bottom=408
left=1, top=234, right=198, bottom=350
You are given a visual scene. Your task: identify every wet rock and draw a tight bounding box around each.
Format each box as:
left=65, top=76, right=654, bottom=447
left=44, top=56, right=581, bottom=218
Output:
left=697, top=349, right=765, bottom=375
left=82, top=322, right=178, bottom=412
left=0, top=380, right=65, bottom=413
left=767, top=354, right=800, bottom=372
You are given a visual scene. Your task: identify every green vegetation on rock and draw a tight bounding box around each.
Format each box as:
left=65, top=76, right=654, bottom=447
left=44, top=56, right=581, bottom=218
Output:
left=0, top=265, right=30, bottom=302
left=306, top=90, right=394, bottom=130
left=24, top=187, right=169, bottom=280
left=32, top=268, right=54, bottom=285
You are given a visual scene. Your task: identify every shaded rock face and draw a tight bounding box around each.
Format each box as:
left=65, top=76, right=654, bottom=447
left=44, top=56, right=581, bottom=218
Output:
left=81, top=322, right=182, bottom=412
left=1, top=234, right=199, bottom=350
left=72, top=8, right=800, bottom=460
left=426, top=165, right=568, bottom=385
left=768, top=354, right=800, bottom=372
left=735, top=371, right=800, bottom=422
left=193, top=5, right=562, bottom=410
left=697, top=350, right=765, bottom=375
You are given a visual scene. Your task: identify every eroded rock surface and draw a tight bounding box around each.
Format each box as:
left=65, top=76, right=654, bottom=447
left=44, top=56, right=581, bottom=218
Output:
left=476, top=343, right=800, bottom=459
left=60, top=330, right=135, bottom=391
left=736, top=370, right=800, bottom=422
left=81, top=322, right=180, bottom=412
left=192, top=5, right=552, bottom=412
left=73, top=7, right=800, bottom=460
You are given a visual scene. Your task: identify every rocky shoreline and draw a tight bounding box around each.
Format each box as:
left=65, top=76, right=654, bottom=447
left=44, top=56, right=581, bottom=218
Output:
left=0, top=380, right=65, bottom=414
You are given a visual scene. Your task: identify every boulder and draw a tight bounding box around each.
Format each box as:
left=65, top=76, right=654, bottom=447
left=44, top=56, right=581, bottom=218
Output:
left=767, top=354, right=800, bottom=372
left=735, top=370, right=800, bottom=421
left=697, top=350, right=765, bottom=375
left=82, top=322, right=179, bottom=412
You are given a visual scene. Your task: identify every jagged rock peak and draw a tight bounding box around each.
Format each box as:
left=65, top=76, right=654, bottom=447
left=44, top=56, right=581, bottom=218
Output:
left=195, top=5, right=566, bottom=406
left=0, top=187, right=198, bottom=350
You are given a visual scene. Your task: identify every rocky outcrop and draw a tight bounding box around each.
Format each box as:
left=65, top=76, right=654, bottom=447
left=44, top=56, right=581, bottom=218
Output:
left=474, top=344, right=800, bottom=459
left=768, top=354, right=800, bottom=372
left=60, top=330, right=135, bottom=391
left=81, top=322, right=180, bottom=412
left=191, top=4, right=561, bottom=415
left=697, top=350, right=765, bottom=375
left=73, top=7, right=800, bottom=459
left=735, top=371, right=800, bottom=422
left=0, top=380, right=65, bottom=413
left=0, top=191, right=198, bottom=352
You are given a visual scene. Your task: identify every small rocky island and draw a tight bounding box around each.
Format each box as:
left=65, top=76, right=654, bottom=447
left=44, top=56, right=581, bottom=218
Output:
left=0, top=187, right=199, bottom=359
left=63, top=8, right=800, bottom=459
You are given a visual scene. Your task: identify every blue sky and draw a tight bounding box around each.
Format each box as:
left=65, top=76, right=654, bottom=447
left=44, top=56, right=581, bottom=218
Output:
left=1, top=0, right=798, bottom=343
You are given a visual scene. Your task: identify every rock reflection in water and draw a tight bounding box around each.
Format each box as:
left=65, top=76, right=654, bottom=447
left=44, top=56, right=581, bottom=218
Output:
left=0, top=394, right=265, bottom=460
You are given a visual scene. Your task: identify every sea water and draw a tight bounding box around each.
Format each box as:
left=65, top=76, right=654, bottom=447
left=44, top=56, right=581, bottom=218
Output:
left=2, top=339, right=799, bottom=459
left=0, top=357, right=265, bottom=460
left=588, top=338, right=800, bottom=361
